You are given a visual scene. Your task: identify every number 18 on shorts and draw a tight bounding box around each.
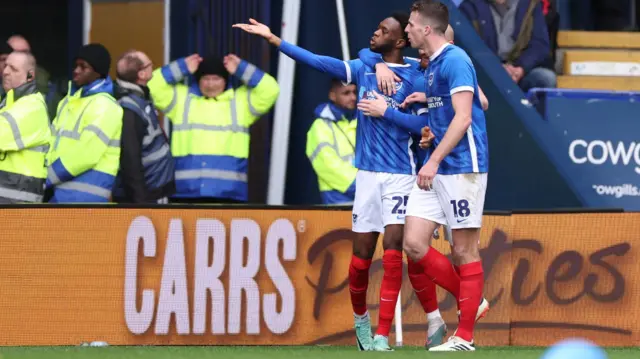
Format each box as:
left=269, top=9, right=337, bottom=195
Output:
left=406, top=173, right=488, bottom=230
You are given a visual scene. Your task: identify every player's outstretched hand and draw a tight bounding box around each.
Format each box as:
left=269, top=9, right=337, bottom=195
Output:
left=400, top=92, right=427, bottom=109
left=419, top=126, right=435, bottom=149
left=417, top=159, right=438, bottom=190
left=357, top=91, right=388, bottom=118
left=233, top=18, right=273, bottom=40
left=375, top=63, right=401, bottom=96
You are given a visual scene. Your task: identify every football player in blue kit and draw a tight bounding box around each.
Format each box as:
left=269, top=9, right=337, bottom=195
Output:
left=234, top=13, right=432, bottom=351
left=358, top=22, right=491, bottom=350
left=355, top=0, right=491, bottom=351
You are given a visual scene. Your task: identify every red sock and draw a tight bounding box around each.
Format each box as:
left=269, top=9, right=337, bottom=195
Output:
left=456, top=261, right=484, bottom=342
left=417, top=247, right=460, bottom=299
left=349, top=255, right=372, bottom=315
left=454, top=265, right=461, bottom=311
left=408, top=258, right=438, bottom=313
left=376, top=250, right=403, bottom=337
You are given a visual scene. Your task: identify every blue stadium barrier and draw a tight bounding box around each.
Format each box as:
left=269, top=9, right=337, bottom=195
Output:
left=528, top=88, right=640, bottom=211
left=424, top=0, right=585, bottom=210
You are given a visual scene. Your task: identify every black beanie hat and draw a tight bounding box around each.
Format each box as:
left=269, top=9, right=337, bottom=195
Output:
left=195, top=56, right=229, bottom=82
left=76, top=43, right=111, bottom=78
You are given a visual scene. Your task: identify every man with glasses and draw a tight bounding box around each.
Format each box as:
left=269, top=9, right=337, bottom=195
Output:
left=112, top=50, right=175, bottom=203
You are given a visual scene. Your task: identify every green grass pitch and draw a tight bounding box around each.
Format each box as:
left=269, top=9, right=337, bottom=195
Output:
left=0, top=346, right=637, bottom=359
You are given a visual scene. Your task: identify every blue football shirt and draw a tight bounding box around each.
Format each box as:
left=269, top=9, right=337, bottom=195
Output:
left=424, top=44, right=489, bottom=174
left=343, top=60, right=426, bottom=174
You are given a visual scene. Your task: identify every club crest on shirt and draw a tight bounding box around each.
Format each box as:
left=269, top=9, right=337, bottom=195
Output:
left=428, top=72, right=434, bottom=87
left=364, top=90, right=400, bottom=109
left=394, top=81, right=403, bottom=92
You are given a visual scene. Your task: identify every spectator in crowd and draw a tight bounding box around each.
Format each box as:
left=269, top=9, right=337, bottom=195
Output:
left=112, top=50, right=175, bottom=204
left=7, top=36, right=51, bottom=98
left=7, top=35, right=64, bottom=121
left=0, top=51, right=50, bottom=203
left=148, top=53, right=279, bottom=204
left=306, top=79, right=357, bottom=205
left=0, top=42, right=13, bottom=98
left=46, top=44, right=123, bottom=203
left=460, top=0, right=557, bottom=92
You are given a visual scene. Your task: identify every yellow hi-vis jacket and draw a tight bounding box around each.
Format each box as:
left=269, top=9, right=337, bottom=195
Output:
left=47, top=78, right=123, bottom=203
left=0, top=81, right=50, bottom=203
left=306, top=102, right=357, bottom=205
left=148, top=57, right=279, bottom=201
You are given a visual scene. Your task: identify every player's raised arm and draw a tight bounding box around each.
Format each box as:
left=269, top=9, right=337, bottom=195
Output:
left=358, top=48, right=421, bottom=69
left=358, top=48, right=384, bottom=68
left=234, top=18, right=355, bottom=83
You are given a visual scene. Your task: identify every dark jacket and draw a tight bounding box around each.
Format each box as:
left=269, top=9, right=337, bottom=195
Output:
left=459, top=0, right=552, bottom=73
left=113, top=80, right=175, bottom=203
left=542, top=0, right=559, bottom=68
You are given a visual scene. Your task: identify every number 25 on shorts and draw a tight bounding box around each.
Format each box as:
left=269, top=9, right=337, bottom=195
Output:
left=392, top=195, right=409, bottom=215
left=450, top=199, right=470, bottom=218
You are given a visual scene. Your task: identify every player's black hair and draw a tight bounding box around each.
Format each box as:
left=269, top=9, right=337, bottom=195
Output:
left=328, top=78, right=346, bottom=91
left=390, top=12, right=411, bottom=48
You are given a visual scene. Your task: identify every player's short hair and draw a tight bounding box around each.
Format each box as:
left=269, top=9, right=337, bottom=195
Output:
left=411, top=0, right=449, bottom=35
left=116, top=49, right=144, bottom=83
left=330, top=78, right=349, bottom=91
left=390, top=12, right=411, bottom=47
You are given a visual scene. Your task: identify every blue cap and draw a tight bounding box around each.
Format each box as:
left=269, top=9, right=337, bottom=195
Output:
left=541, top=338, right=608, bottom=359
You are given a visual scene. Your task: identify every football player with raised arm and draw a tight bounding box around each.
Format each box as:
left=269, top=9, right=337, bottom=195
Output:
left=235, top=14, right=431, bottom=351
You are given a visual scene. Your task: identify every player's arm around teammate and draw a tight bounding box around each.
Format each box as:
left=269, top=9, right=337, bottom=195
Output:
left=357, top=91, right=428, bottom=135
left=363, top=24, right=490, bottom=111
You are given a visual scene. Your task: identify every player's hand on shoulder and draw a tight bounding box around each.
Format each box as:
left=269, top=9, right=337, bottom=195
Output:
left=419, top=126, right=435, bottom=149
left=400, top=92, right=427, bottom=109
left=357, top=91, right=388, bottom=118
left=375, top=63, right=401, bottom=96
